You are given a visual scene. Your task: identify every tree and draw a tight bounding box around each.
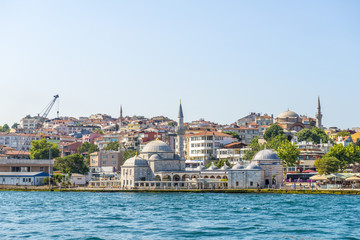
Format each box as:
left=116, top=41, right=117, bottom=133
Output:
left=326, top=144, right=348, bottom=170
left=276, top=140, right=300, bottom=169
left=355, top=139, right=360, bottom=147
left=336, top=131, right=351, bottom=137
left=2, top=124, right=10, bottom=132
left=11, top=123, right=19, bottom=129
left=30, top=139, right=60, bottom=159
left=223, top=131, right=242, bottom=141
left=296, top=127, right=329, bottom=144
left=244, top=137, right=264, bottom=160
left=315, top=156, right=341, bottom=175
left=263, top=124, right=284, bottom=142
left=266, top=134, right=288, bottom=150
left=54, top=154, right=89, bottom=175
left=122, top=149, right=137, bottom=161
left=105, top=141, right=119, bottom=151
left=78, top=142, right=99, bottom=154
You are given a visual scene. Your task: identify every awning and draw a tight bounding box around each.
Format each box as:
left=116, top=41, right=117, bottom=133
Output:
left=310, top=175, right=328, bottom=181
left=345, top=176, right=360, bottom=181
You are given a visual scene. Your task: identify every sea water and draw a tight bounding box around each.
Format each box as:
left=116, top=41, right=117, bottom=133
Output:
left=0, top=191, right=359, bottom=239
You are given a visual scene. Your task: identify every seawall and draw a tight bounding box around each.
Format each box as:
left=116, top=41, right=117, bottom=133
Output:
left=1, top=186, right=360, bottom=195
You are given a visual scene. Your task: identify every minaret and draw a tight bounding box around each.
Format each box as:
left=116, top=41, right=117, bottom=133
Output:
left=315, top=96, right=323, bottom=129
left=119, top=105, right=123, bottom=129
left=175, top=101, right=186, bottom=160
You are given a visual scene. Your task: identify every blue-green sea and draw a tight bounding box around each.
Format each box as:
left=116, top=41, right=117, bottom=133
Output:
left=0, top=192, right=359, bottom=239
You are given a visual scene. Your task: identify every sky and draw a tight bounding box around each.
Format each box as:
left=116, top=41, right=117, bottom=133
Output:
left=0, top=1, right=359, bottom=129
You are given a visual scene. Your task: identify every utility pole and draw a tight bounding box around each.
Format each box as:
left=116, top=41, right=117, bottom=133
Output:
left=49, top=146, right=52, bottom=190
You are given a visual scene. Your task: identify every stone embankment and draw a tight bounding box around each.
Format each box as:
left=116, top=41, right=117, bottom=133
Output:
left=1, top=185, right=360, bottom=195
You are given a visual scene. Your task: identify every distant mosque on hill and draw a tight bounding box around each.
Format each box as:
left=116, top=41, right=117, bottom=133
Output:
left=118, top=102, right=284, bottom=190
left=275, top=96, right=323, bottom=135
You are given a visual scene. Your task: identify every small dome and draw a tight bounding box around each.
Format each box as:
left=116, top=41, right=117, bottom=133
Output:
left=141, top=140, right=173, bottom=153
left=245, top=163, right=262, bottom=170
left=277, top=110, right=299, bottom=119
left=220, top=163, right=231, bottom=170
left=207, top=162, right=219, bottom=170
left=122, top=156, right=148, bottom=167
left=196, top=165, right=206, bottom=171
left=149, top=154, right=162, bottom=160
left=253, top=149, right=279, bottom=160
left=232, top=163, right=244, bottom=170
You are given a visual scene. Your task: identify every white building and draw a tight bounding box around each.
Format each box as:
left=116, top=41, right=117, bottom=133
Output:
left=0, top=133, right=41, bottom=150
left=0, top=172, right=49, bottom=186
left=185, top=131, right=234, bottom=163
left=20, top=116, right=39, bottom=130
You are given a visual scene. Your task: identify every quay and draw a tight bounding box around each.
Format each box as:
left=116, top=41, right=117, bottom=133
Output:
left=1, top=185, right=360, bottom=195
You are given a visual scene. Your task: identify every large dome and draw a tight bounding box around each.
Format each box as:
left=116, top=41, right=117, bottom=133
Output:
left=122, top=156, right=148, bottom=167
left=277, top=110, right=299, bottom=119
left=253, top=149, right=279, bottom=160
left=141, top=140, right=173, bottom=153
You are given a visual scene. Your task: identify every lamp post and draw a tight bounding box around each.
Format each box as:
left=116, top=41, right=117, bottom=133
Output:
left=49, top=146, right=52, bottom=190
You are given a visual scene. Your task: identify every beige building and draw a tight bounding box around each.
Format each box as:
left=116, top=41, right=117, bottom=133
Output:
left=89, top=150, right=123, bottom=177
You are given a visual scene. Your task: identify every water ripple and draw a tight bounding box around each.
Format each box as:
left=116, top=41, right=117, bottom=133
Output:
left=0, top=192, right=359, bottom=239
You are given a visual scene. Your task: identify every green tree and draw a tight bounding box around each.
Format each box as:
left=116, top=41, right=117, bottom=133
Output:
left=104, top=141, right=119, bottom=151
left=315, top=156, right=341, bottom=175
left=78, top=142, right=99, bottom=154
left=355, top=139, right=360, bottom=147
left=122, top=149, right=137, bottom=161
left=266, top=134, right=288, bottom=150
left=30, top=139, right=60, bottom=159
left=11, top=123, right=19, bottom=129
left=263, top=124, right=284, bottom=142
left=223, top=131, right=242, bottom=141
left=326, top=144, right=348, bottom=170
left=2, top=124, right=10, bottom=132
left=244, top=137, right=264, bottom=160
left=336, top=131, right=351, bottom=137
left=54, top=154, right=89, bottom=175
left=296, top=127, right=329, bottom=144
left=276, top=140, right=300, bottom=169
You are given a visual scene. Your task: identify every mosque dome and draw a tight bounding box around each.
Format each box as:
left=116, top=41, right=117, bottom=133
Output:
left=277, top=110, right=299, bottom=119
left=141, top=140, right=173, bottom=153
left=122, top=156, right=148, bottom=167
left=220, top=163, right=231, bottom=170
left=149, top=154, right=162, bottom=160
left=196, top=165, right=207, bottom=171
left=232, top=163, right=244, bottom=170
left=207, top=162, right=219, bottom=171
left=253, top=149, right=279, bottom=161
left=245, top=163, right=262, bottom=170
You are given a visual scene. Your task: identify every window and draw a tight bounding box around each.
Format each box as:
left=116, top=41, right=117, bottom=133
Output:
left=250, top=182, right=253, bottom=186
left=112, top=161, right=116, bottom=165
left=236, top=181, right=239, bottom=186
left=112, top=155, right=115, bottom=158
left=40, top=167, right=44, bottom=171
left=103, top=155, right=108, bottom=159
left=103, top=161, right=107, bottom=164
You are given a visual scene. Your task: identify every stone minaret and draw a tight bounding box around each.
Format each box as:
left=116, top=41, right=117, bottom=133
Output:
left=176, top=101, right=186, bottom=160
left=315, top=96, right=323, bottom=129
left=119, top=105, right=123, bottom=129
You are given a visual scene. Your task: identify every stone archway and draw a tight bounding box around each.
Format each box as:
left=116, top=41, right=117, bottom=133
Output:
left=155, top=175, right=161, bottom=181
left=210, top=176, right=215, bottom=179
left=182, top=174, right=190, bottom=181
left=173, top=175, right=181, bottom=181
left=204, top=176, right=209, bottom=179
left=163, top=175, right=171, bottom=181
left=216, top=176, right=221, bottom=179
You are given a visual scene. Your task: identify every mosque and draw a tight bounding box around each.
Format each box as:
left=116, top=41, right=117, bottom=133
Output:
left=119, top=103, right=283, bottom=190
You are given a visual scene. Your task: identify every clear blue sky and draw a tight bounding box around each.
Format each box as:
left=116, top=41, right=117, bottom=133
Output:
left=0, top=1, right=359, bottom=129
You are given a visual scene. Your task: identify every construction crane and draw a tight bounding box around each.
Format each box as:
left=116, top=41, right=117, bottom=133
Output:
left=19, top=94, right=60, bottom=152
left=36, top=94, right=59, bottom=129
